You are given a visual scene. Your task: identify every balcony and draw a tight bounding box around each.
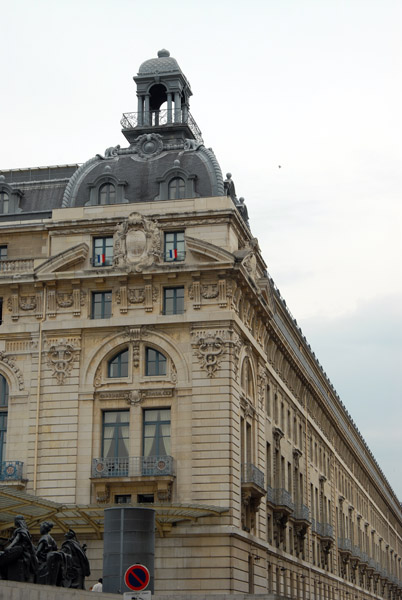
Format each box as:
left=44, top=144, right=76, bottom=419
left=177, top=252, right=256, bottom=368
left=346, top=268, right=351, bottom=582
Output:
left=293, top=503, right=311, bottom=524
left=241, top=463, right=265, bottom=490
left=338, top=537, right=352, bottom=553
left=92, top=456, right=174, bottom=478
left=0, top=259, right=34, bottom=274
left=312, top=519, right=334, bottom=540
left=121, top=109, right=203, bottom=145
left=0, top=461, right=25, bottom=486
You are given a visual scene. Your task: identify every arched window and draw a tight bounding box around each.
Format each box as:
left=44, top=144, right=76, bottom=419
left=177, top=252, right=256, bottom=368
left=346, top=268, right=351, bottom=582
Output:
left=145, top=348, right=167, bottom=376
left=0, top=191, right=9, bottom=214
left=168, top=177, right=185, bottom=200
left=0, top=375, right=8, bottom=463
left=98, top=182, right=116, bottom=205
left=108, top=349, right=129, bottom=378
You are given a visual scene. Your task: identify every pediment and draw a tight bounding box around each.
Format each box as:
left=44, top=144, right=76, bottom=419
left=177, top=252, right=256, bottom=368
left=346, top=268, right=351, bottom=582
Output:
left=185, top=236, right=234, bottom=265
left=35, top=242, right=89, bottom=274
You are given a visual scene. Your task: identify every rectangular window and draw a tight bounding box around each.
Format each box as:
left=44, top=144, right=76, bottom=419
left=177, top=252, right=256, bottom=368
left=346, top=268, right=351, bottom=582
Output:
left=143, top=408, right=171, bottom=457
left=164, top=231, right=185, bottom=262
left=93, top=237, right=113, bottom=267
left=163, top=287, right=184, bottom=315
left=92, top=291, right=112, bottom=319
left=0, top=246, right=7, bottom=260
left=115, top=494, right=131, bottom=504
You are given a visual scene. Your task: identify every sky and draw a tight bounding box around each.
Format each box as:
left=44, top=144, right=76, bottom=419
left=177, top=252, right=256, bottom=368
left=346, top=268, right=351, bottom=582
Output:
left=1, top=0, right=401, bottom=498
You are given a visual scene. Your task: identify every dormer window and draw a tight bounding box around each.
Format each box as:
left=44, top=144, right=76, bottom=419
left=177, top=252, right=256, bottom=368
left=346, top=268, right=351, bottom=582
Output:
left=0, top=178, right=22, bottom=215
left=86, top=174, right=128, bottom=206
left=99, top=183, right=116, bottom=205
left=155, top=164, right=197, bottom=201
left=168, top=177, right=185, bottom=200
left=0, top=192, right=9, bottom=214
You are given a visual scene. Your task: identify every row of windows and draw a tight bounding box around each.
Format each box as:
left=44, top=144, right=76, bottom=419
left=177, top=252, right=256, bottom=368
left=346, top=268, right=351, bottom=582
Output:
left=92, top=232, right=185, bottom=266
left=93, top=178, right=187, bottom=207
left=92, top=287, right=184, bottom=319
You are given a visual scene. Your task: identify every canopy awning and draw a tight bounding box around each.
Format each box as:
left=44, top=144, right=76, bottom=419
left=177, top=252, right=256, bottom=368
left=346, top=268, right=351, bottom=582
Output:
left=0, top=486, right=228, bottom=539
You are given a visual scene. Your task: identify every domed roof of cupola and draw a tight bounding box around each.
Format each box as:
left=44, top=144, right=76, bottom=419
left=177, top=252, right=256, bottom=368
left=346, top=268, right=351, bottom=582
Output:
left=138, top=49, right=182, bottom=75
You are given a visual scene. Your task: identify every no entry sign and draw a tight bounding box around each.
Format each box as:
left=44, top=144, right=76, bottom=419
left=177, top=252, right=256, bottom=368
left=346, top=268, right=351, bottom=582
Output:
left=124, top=564, right=150, bottom=591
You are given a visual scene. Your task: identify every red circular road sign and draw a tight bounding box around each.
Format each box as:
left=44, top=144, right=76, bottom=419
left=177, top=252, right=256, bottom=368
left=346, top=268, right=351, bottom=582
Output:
left=124, top=564, right=150, bottom=591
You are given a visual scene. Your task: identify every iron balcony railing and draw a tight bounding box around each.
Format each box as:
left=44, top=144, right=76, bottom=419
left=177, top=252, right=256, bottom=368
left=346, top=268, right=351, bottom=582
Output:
left=312, top=519, right=334, bottom=539
left=293, top=504, right=311, bottom=522
left=92, top=456, right=173, bottom=478
left=164, top=251, right=186, bottom=262
left=267, top=486, right=294, bottom=511
left=0, top=461, right=23, bottom=481
left=338, top=537, right=352, bottom=552
left=352, top=545, right=362, bottom=560
left=241, top=463, right=265, bottom=490
left=121, top=110, right=203, bottom=145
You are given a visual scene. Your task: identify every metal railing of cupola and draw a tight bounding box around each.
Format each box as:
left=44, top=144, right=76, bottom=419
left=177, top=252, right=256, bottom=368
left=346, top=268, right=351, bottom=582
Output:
left=120, top=110, right=203, bottom=145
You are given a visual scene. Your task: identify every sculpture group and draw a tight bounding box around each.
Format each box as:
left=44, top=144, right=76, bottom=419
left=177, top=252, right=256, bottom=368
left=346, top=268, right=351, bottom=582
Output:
left=0, top=516, right=90, bottom=588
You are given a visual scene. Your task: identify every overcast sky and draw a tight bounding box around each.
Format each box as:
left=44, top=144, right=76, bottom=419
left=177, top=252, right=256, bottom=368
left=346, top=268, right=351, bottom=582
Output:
left=1, top=0, right=401, bottom=498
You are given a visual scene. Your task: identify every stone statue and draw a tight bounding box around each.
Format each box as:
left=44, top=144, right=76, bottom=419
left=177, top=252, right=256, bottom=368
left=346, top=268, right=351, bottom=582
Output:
left=224, top=172, right=237, bottom=202
left=36, top=521, right=58, bottom=585
left=60, top=529, right=90, bottom=589
left=237, top=197, right=250, bottom=229
left=0, top=515, right=38, bottom=582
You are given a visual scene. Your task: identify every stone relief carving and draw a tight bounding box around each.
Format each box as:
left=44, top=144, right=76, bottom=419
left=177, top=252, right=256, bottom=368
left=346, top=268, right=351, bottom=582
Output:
left=127, top=390, right=145, bottom=406
left=116, top=287, right=158, bottom=305
left=19, top=295, right=37, bottom=311
left=201, top=284, right=219, bottom=299
left=114, top=213, right=161, bottom=273
left=46, top=339, right=78, bottom=385
left=192, top=330, right=226, bottom=378
left=0, top=352, right=24, bottom=390
left=133, top=133, right=164, bottom=159
left=257, top=363, right=267, bottom=409
left=56, top=292, right=73, bottom=308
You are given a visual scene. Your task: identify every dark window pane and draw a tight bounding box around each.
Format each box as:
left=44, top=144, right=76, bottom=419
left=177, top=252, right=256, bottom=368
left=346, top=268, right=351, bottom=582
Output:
left=108, top=349, right=129, bottom=378
left=99, top=183, right=116, bottom=205
left=143, top=408, right=171, bottom=457
left=145, top=348, right=167, bottom=376
left=163, top=287, right=184, bottom=315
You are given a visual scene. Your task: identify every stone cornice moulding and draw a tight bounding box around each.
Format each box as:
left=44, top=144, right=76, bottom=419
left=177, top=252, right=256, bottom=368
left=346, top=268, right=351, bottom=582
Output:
left=185, top=236, right=235, bottom=265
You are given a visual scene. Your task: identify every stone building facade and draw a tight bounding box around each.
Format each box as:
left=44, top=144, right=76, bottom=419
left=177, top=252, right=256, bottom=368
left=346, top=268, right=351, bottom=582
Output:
left=0, top=50, right=401, bottom=599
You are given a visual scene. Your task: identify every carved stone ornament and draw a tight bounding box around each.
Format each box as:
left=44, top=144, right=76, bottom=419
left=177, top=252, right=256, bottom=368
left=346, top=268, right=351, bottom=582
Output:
left=193, top=330, right=226, bottom=378
left=257, top=363, right=267, bottom=409
left=19, top=295, right=37, bottom=311
left=0, top=352, right=24, bottom=390
left=114, top=212, right=161, bottom=273
left=127, top=390, right=145, bottom=405
left=56, top=292, right=73, bottom=308
left=46, top=339, right=78, bottom=384
left=242, top=241, right=259, bottom=283
left=201, top=284, right=219, bottom=299
left=133, top=133, right=164, bottom=159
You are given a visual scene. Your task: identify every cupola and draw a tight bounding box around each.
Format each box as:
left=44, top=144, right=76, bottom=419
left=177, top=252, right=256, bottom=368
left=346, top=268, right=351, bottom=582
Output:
left=121, top=50, right=202, bottom=145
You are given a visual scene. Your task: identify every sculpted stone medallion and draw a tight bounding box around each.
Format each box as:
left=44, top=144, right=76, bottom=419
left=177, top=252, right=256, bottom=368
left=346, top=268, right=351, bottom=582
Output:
left=114, top=212, right=161, bottom=272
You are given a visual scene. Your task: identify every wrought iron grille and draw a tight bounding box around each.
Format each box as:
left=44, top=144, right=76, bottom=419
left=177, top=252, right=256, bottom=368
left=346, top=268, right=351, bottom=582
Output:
left=92, top=456, right=173, bottom=478
left=0, top=461, right=23, bottom=481
left=294, top=503, right=311, bottom=522
left=120, top=110, right=203, bottom=145
left=338, top=537, right=352, bottom=552
left=241, top=463, right=265, bottom=490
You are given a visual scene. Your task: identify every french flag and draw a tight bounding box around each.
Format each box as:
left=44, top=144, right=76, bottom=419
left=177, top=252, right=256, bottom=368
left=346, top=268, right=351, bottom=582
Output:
left=169, top=249, right=178, bottom=259
left=96, top=254, right=106, bottom=265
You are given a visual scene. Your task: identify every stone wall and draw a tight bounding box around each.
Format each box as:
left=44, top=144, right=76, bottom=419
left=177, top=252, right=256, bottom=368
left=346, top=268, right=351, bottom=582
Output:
left=0, top=580, right=279, bottom=600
